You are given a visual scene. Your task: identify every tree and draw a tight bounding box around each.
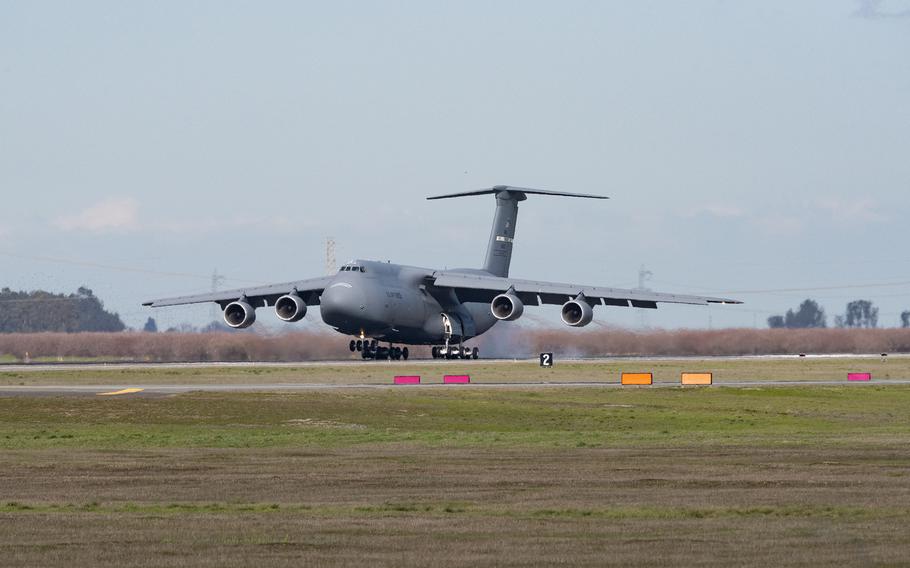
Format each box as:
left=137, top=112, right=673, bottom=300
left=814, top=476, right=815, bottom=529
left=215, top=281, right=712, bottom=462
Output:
left=0, top=287, right=125, bottom=333
left=901, top=311, right=910, bottom=329
left=767, top=299, right=826, bottom=329
left=843, top=300, right=878, bottom=328
left=767, top=315, right=785, bottom=328
left=142, top=317, right=158, bottom=333
left=784, top=299, right=826, bottom=329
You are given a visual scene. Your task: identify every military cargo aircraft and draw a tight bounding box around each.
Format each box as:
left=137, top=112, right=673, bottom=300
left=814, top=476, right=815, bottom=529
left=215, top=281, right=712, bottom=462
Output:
left=144, top=186, right=741, bottom=360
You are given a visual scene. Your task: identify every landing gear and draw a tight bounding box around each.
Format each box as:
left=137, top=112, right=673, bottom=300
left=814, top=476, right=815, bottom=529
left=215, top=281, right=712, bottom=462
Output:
left=432, top=344, right=479, bottom=360
left=352, top=340, right=409, bottom=361
left=431, top=314, right=473, bottom=359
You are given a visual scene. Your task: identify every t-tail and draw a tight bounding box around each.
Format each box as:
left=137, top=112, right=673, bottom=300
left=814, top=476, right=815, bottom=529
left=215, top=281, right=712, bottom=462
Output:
left=427, top=185, right=608, bottom=277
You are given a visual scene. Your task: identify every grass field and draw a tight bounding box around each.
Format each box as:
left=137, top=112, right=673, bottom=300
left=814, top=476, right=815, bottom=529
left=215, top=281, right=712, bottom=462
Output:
left=1, top=366, right=909, bottom=566
left=1, top=355, right=907, bottom=386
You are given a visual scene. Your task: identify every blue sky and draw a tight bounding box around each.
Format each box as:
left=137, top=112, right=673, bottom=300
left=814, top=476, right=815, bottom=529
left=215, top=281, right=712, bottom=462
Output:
left=1, top=1, right=908, bottom=331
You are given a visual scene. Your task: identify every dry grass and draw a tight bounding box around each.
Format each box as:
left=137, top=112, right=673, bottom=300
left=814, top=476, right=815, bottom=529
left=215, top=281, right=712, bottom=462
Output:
left=1, top=446, right=909, bottom=566
left=1, top=327, right=910, bottom=363
left=478, top=326, right=910, bottom=358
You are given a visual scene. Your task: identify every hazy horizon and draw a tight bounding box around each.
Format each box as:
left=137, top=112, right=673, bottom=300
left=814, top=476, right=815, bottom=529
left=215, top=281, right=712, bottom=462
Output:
left=2, top=1, right=908, bottom=332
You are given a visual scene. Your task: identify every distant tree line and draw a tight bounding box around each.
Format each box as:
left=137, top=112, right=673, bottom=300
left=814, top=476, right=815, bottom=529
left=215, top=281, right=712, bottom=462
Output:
left=0, top=287, right=125, bottom=333
left=768, top=299, right=898, bottom=329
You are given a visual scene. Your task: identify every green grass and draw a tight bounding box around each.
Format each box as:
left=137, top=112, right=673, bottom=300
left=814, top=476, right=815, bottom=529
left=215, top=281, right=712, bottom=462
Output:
left=3, top=377, right=910, bottom=566
left=1, top=386, right=908, bottom=450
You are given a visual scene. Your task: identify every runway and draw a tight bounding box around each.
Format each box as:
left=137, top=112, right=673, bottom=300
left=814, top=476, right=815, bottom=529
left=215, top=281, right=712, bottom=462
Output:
left=0, top=352, right=903, bottom=373
left=1, top=379, right=909, bottom=397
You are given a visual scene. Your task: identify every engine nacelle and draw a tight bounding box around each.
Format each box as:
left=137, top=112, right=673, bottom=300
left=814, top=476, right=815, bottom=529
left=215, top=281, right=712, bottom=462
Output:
left=561, top=299, right=594, bottom=327
left=223, top=300, right=256, bottom=329
left=275, top=294, right=307, bottom=322
left=491, top=292, right=524, bottom=321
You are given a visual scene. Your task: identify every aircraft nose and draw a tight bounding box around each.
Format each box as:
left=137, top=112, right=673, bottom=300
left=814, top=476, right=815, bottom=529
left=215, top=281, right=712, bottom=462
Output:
left=320, top=283, right=365, bottom=327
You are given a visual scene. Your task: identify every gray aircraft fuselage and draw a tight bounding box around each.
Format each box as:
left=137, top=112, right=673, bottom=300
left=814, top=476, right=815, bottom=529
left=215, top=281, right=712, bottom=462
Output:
left=320, top=261, right=495, bottom=345
left=144, top=186, right=741, bottom=356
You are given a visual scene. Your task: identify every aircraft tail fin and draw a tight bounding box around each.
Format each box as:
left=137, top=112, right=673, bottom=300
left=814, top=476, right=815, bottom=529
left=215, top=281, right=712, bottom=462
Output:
left=427, top=186, right=608, bottom=278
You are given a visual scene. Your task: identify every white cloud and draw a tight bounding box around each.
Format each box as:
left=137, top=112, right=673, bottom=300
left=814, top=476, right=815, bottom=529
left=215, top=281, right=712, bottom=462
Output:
left=684, top=204, right=745, bottom=219
left=152, top=214, right=312, bottom=236
left=853, top=0, right=910, bottom=19
left=55, top=198, right=140, bottom=233
left=751, top=215, right=805, bottom=237
left=816, top=198, right=885, bottom=224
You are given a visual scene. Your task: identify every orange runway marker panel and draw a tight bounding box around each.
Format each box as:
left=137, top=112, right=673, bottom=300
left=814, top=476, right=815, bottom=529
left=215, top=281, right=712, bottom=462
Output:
left=681, top=372, right=713, bottom=386
left=621, top=373, right=653, bottom=386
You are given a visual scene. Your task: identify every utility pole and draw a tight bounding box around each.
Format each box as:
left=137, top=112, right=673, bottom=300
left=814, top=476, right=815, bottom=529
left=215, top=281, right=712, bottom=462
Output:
left=325, top=237, right=337, bottom=275
left=210, top=269, right=226, bottom=323
left=636, top=264, right=653, bottom=329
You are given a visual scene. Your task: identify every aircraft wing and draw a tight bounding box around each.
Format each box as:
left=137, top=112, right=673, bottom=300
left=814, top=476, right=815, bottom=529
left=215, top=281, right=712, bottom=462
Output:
left=431, top=271, right=741, bottom=308
left=142, top=276, right=334, bottom=308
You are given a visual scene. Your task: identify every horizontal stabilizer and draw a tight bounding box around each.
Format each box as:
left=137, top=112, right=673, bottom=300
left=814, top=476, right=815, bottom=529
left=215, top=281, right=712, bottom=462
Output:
left=427, top=185, right=608, bottom=200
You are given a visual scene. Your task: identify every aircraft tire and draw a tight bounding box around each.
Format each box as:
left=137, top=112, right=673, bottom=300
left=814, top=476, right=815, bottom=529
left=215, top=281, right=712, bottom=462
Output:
left=402, top=347, right=409, bottom=360
left=349, top=340, right=356, bottom=352
left=472, top=347, right=479, bottom=360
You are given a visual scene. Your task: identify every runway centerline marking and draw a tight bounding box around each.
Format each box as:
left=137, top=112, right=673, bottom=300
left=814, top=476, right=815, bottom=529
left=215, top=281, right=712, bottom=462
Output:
left=97, top=388, right=144, bottom=396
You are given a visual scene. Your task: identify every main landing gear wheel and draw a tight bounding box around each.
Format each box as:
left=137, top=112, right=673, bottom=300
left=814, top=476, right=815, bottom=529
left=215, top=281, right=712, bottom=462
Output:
left=354, top=340, right=408, bottom=361
left=431, top=345, right=479, bottom=359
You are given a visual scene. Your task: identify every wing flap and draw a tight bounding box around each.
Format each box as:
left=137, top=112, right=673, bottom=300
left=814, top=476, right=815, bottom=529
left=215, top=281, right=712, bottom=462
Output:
left=432, top=272, right=740, bottom=307
left=142, top=276, right=334, bottom=308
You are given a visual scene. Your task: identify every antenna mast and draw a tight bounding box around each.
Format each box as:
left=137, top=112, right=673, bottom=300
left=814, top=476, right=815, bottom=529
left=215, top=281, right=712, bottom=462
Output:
left=210, top=269, right=226, bottom=322
left=325, top=237, right=337, bottom=275
left=636, top=264, right=653, bottom=329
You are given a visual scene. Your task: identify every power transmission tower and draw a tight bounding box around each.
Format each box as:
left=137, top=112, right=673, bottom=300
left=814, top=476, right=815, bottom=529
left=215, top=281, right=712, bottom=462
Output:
left=636, top=265, right=653, bottom=329
left=325, top=237, right=337, bottom=275
left=210, top=269, right=226, bottom=323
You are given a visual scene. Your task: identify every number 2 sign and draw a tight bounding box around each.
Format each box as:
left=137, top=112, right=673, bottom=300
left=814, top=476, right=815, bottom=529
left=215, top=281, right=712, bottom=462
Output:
left=540, top=352, right=554, bottom=368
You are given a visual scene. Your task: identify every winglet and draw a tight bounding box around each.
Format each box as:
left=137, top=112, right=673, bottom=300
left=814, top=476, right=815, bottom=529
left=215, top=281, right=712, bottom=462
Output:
left=427, top=185, right=608, bottom=200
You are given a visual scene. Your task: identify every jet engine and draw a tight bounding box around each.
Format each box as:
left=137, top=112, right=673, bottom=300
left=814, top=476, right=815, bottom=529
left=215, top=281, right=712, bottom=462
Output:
left=223, top=300, right=256, bottom=329
left=561, top=298, right=594, bottom=327
left=491, top=292, right=524, bottom=321
left=275, top=294, right=307, bottom=322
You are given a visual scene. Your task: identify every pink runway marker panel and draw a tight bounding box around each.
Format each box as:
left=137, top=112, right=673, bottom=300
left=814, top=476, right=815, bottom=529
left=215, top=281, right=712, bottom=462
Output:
left=394, top=376, right=421, bottom=385
left=443, top=375, right=471, bottom=384
left=847, top=373, right=872, bottom=382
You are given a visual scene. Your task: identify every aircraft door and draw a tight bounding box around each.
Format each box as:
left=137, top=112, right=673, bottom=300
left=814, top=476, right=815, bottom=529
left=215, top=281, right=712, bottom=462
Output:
left=441, top=313, right=462, bottom=341
left=440, top=311, right=476, bottom=341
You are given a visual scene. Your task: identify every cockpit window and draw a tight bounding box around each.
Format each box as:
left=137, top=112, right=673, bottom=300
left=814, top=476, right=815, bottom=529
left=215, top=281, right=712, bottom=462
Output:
left=359, top=266, right=366, bottom=273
